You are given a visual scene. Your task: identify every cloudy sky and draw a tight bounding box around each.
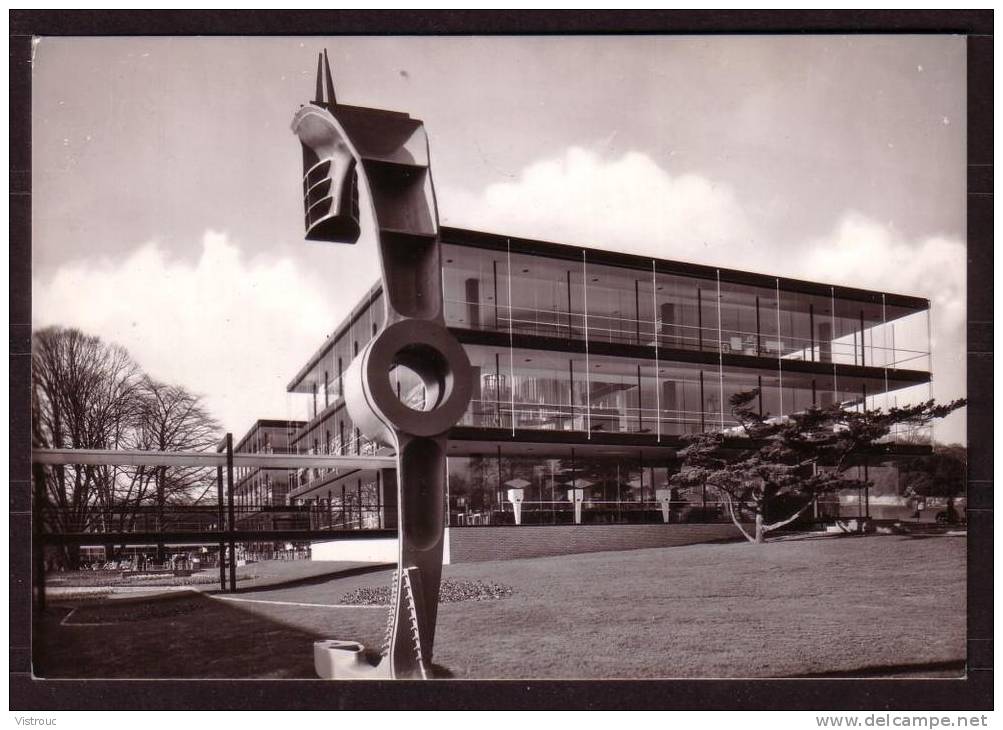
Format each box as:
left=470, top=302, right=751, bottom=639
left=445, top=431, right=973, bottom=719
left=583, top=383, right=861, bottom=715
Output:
left=32, top=35, right=967, bottom=443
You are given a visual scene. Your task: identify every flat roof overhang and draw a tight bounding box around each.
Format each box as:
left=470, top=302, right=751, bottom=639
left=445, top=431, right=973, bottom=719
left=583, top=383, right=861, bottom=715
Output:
left=234, top=419, right=307, bottom=453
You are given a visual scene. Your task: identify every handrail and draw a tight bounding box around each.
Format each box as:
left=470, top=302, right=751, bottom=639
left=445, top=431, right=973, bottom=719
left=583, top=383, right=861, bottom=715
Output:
left=31, top=448, right=395, bottom=470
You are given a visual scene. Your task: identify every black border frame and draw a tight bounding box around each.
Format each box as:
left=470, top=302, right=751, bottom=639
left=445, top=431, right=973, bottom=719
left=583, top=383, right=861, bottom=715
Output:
left=9, top=9, right=993, bottom=711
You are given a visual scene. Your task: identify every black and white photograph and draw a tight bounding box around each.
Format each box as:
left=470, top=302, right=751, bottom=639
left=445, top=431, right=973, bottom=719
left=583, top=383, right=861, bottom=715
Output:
left=10, top=11, right=992, bottom=714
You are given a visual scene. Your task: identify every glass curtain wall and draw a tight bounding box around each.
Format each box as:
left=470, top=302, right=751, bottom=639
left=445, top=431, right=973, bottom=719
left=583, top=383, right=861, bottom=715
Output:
left=446, top=452, right=733, bottom=527
left=442, top=244, right=929, bottom=373
left=654, top=270, right=706, bottom=352
left=460, top=343, right=895, bottom=436
left=584, top=260, right=653, bottom=346
left=305, top=475, right=384, bottom=531
left=297, top=289, right=386, bottom=423
left=443, top=243, right=604, bottom=342
left=293, top=402, right=381, bottom=492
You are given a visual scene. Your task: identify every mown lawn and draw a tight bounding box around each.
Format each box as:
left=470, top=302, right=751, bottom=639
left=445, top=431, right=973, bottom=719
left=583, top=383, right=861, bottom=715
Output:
left=34, top=533, right=965, bottom=679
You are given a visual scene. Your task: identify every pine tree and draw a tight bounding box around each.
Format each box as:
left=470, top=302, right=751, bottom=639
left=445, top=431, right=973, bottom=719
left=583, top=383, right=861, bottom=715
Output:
left=671, top=389, right=965, bottom=543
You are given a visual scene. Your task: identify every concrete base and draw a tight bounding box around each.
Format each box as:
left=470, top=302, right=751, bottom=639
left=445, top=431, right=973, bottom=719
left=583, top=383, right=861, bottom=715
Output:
left=314, top=640, right=390, bottom=679
left=311, top=524, right=750, bottom=565
left=310, top=537, right=398, bottom=563
left=446, top=523, right=748, bottom=563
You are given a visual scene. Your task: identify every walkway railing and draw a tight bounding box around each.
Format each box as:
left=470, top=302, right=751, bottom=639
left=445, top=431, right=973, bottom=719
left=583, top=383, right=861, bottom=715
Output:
left=30, top=435, right=396, bottom=609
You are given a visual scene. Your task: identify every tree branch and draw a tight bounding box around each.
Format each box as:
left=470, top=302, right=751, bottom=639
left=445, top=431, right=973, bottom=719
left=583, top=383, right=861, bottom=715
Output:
left=723, top=492, right=756, bottom=544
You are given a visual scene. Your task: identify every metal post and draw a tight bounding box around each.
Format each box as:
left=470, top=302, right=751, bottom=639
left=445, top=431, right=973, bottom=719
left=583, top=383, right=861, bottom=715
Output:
left=376, top=468, right=383, bottom=529
left=651, top=261, right=660, bottom=442
left=775, top=279, right=783, bottom=417
left=859, top=310, right=866, bottom=367
left=716, top=271, right=725, bottom=429
left=634, top=280, right=641, bottom=344
left=863, top=460, right=870, bottom=520
left=638, top=450, right=645, bottom=519
left=226, top=432, right=236, bottom=592
left=636, top=364, right=643, bottom=432
left=568, top=358, right=575, bottom=428
left=830, top=287, right=838, bottom=398
left=809, top=303, right=815, bottom=362
left=493, top=260, right=500, bottom=329
left=32, top=462, right=47, bottom=613
left=582, top=251, right=591, bottom=438
left=697, top=287, right=703, bottom=351
left=495, top=352, right=502, bottom=426
left=496, top=445, right=504, bottom=519
left=566, top=270, right=573, bottom=338
left=216, top=464, right=225, bottom=591
left=507, top=241, right=517, bottom=437
left=755, top=295, right=762, bottom=356
left=699, top=370, right=706, bottom=431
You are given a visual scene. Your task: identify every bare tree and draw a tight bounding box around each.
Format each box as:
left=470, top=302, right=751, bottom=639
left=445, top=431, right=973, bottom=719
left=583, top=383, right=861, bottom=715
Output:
left=133, top=377, right=220, bottom=559
left=32, top=327, right=143, bottom=567
left=32, top=326, right=222, bottom=567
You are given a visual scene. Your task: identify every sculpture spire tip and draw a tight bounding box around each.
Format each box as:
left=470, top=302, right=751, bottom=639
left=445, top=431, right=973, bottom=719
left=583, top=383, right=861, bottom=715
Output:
left=313, top=48, right=338, bottom=108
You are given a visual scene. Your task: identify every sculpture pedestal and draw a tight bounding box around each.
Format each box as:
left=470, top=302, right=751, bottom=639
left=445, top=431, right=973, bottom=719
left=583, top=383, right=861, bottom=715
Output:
left=314, top=640, right=391, bottom=679
left=655, top=488, right=672, bottom=524
left=507, top=487, right=525, bottom=525
left=567, top=488, right=584, bottom=524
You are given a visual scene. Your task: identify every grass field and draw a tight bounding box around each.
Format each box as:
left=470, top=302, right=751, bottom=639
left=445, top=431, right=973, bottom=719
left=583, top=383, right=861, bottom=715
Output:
left=34, top=533, right=966, bottom=679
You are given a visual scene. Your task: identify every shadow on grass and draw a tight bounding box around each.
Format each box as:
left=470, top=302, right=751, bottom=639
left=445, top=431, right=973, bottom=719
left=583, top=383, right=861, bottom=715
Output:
left=36, top=592, right=324, bottom=678
left=224, top=562, right=394, bottom=595
left=38, top=588, right=454, bottom=680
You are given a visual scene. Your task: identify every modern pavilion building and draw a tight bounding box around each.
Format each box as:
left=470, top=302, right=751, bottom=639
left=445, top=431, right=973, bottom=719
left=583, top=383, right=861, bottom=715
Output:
left=231, top=419, right=311, bottom=558
left=277, top=226, right=932, bottom=563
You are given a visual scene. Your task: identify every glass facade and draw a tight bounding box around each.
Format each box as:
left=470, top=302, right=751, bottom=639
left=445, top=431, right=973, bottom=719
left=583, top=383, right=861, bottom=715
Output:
left=289, top=400, right=383, bottom=498
left=446, top=452, right=729, bottom=527
left=441, top=241, right=930, bottom=370
left=232, top=421, right=309, bottom=544
left=285, top=232, right=934, bottom=531
left=460, top=343, right=897, bottom=435
left=300, top=475, right=386, bottom=531
left=291, top=286, right=386, bottom=423
left=233, top=421, right=303, bottom=512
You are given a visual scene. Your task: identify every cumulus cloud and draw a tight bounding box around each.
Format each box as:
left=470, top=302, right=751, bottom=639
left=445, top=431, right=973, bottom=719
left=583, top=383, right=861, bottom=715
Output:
left=440, top=147, right=764, bottom=269
left=33, top=231, right=333, bottom=434
left=798, top=213, right=967, bottom=442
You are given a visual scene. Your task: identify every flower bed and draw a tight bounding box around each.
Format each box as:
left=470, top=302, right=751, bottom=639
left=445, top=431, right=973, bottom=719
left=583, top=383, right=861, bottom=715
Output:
left=340, top=578, right=514, bottom=606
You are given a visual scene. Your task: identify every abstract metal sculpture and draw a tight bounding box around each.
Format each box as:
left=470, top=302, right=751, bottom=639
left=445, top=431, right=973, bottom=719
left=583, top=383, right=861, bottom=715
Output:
left=292, top=50, right=472, bottom=679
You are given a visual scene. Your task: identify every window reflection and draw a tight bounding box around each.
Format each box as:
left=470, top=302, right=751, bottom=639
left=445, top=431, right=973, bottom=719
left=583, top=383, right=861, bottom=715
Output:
left=446, top=452, right=736, bottom=527
left=440, top=243, right=930, bottom=372
left=459, top=344, right=903, bottom=437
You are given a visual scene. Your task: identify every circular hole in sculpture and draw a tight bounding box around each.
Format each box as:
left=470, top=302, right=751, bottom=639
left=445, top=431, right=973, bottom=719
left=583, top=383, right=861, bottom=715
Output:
left=388, top=344, right=450, bottom=413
